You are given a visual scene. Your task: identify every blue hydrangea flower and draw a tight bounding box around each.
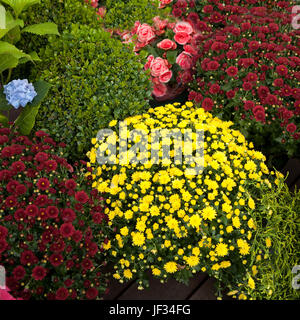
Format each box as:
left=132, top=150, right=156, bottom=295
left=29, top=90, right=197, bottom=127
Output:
left=3, top=79, right=37, bottom=109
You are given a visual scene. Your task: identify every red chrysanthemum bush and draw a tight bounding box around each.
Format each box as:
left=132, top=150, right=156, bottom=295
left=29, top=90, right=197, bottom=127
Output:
left=187, top=14, right=300, bottom=167
left=0, top=127, right=110, bottom=300
left=159, top=0, right=294, bottom=27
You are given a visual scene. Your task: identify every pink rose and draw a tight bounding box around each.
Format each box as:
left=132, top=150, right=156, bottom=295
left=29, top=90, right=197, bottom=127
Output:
left=96, top=7, right=106, bottom=18
left=157, top=39, right=177, bottom=51
left=159, top=0, right=173, bottom=8
left=176, top=52, right=193, bottom=70
left=174, top=21, right=194, bottom=35
left=153, top=16, right=168, bottom=30
left=159, top=70, right=173, bottom=83
left=174, top=32, right=191, bottom=45
left=144, top=55, right=155, bottom=70
left=150, top=57, right=169, bottom=77
left=153, top=83, right=168, bottom=97
left=137, top=23, right=156, bottom=44
left=183, top=44, right=198, bottom=56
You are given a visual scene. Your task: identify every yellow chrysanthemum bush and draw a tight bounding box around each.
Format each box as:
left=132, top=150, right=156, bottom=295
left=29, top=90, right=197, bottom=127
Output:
left=87, top=102, right=285, bottom=299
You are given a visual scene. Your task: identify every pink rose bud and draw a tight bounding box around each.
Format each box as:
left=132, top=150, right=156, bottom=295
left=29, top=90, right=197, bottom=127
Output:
left=159, top=70, right=173, bottom=83
left=174, top=32, right=191, bottom=45
left=157, top=39, right=177, bottom=50
left=174, top=21, right=194, bottom=35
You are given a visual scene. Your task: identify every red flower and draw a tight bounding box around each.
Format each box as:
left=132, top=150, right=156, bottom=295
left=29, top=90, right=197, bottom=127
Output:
left=0, top=239, right=8, bottom=253
left=81, top=258, right=93, bottom=271
left=65, top=179, right=77, bottom=190
left=287, top=123, right=297, bottom=133
left=60, top=223, right=75, bottom=238
left=86, top=287, right=98, bottom=300
left=72, top=230, right=83, bottom=243
left=0, top=225, right=8, bottom=239
left=44, top=160, right=57, bottom=172
left=61, top=208, right=76, bottom=222
left=45, top=206, right=59, bottom=219
left=55, top=287, right=69, bottom=300
left=15, top=184, right=27, bottom=195
left=276, top=65, right=288, bottom=77
left=5, top=196, right=17, bottom=208
left=10, top=161, right=26, bottom=173
left=12, top=266, right=26, bottom=280
left=34, top=152, right=49, bottom=162
left=32, top=266, right=47, bottom=281
left=202, top=98, right=214, bottom=111
left=226, top=66, right=238, bottom=77
left=25, top=204, right=38, bottom=217
left=37, top=178, right=50, bottom=191
left=20, top=250, right=37, bottom=265
left=75, top=191, right=89, bottom=204
left=49, top=253, right=63, bottom=267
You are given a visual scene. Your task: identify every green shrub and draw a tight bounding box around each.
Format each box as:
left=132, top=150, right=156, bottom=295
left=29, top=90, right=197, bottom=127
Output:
left=32, top=24, right=152, bottom=159
left=241, top=181, right=300, bottom=300
left=103, top=0, right=169, bottom=31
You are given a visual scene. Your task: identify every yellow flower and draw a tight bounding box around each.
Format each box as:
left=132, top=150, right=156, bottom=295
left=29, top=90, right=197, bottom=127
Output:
left=113, top=273, right=121, bottom=280
left=120, top=226, right=129, bottom=236
left=109, top=119, right=118, bottom=127
left=248, top=197, right=255, bottom=210
left=202, top=206, right=217, bottom=221
left=232, top=216, right=241, bottom=229
left=189, top=214, right=201, bottom=228
left=220, top=261, right=231, bottom=268
left=102, top=240, right=111, bottom=250
left=266, top=237, right=272, bottom=248
left=164, top=261, right=178, bottom=273
left=124, top=269, right=133, bottom=279
left=152, top=268, right=161, bottom=276
left=237, top=239, right=250, bottom=255
left=252, top=265, right=258, bottom=276
left=167, top=218, right=179, bottom=230
left=132, top=232, right=145, bottom=246
left=150, top=205, right=160, bottom=217
left=186, top=255, right=199, bottom=267
left=215, top=243, right=228, bottom=257
left=248, top=276, right=255, bottom=289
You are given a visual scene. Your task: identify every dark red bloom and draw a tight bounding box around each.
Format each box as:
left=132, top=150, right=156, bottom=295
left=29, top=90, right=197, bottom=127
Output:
left=44, top=160, right=57, bottom=172
left=37, top=178, right=50, bottom=191
left=61, top=208, right=76, bottom=222
left=49, top=253, right=63, bottom=267
left=55, top=287, right=69, bottom=300
left=287, top=123, right=297, bottom=133
left=81, top=258, right=93, bottom=271
left=34, top=152, right=49, bottom=162
left=60, top=223, right=75, bottom=238
left=86, top=287, right=98, bottom=300
left=10, top=161, right=26, bottom=173
left=0, top=225, right=8, bottom=239
left=46, top=206, right=59, bottom=219
left=202, top=98, right=214, bottom=111
left=0, top=239, right=8, bottom=253
left=65, top=179, right=77, bottom=190
left=20, top=250, right=37, bottom=265
left=12, top=266, right=26, bottom=280
left=75, top=191, right=89, bottom=204
left=25, top=204, right=38, bottom=217
left=32, top=266, right=47, bottom=281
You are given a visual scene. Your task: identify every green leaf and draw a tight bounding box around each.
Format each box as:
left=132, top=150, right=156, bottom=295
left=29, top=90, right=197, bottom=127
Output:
left=0, top=4, right=5, bottom=29
left=0, top=40, right=29, bottom=59
left=0, top=0, right=40, bottom=18
left=0, top=91, right=12, bottom=111
left=22, top=22, right=59, bottom=35
left=14, top=80, right=51, bottom=135
left=0, top=53, right=18, bottom=72
left=166, top=50, right=178, bottom=65
left=0, top=11, right=23, bottom=39
left=18, top=51, right=39, bottom=64
left=0, top=113, right=8, bottom=126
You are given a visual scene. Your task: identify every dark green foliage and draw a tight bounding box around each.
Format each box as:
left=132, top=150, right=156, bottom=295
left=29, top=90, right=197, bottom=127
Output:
left=103, top=0, right=169, bottom=31
left=32, top=24, right=152, bottom=159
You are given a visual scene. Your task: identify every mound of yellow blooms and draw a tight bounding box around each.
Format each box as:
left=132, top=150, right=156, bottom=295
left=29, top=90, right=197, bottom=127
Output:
left=87, top=102, right=283, bottom=299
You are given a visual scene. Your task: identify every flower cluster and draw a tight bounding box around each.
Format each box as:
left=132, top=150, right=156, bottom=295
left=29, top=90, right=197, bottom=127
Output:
left=87, top=102, right=284, bottom=298
left=121, top=17, right=201, bottom=98
left=158, top=0, right=294, bottom=24
left=3, top=79, right=37, bottom=109
left=187, top=14, right=300, bottom=164
left=0, top=127, right=110, bottom=300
